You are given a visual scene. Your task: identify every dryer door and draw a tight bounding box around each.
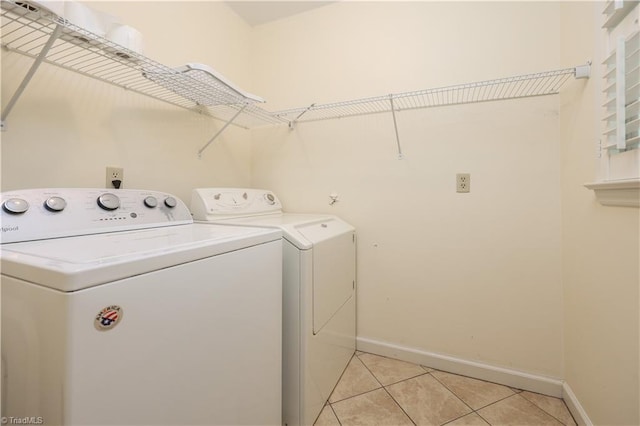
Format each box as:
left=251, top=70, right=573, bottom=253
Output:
left=297, top=220, right=355, bottom=334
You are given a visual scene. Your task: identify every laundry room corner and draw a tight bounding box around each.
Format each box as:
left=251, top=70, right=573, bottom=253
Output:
left=559, top=2, right=640, bottom=425
left=249, top=0, right=565, bottom=382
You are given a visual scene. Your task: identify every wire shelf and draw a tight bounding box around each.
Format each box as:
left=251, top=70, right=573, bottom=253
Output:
left=273, top=68, right=578, bottom=125
left=1, top=0, right=589, bottom=157
left=0, top=0, right=285, bottom=129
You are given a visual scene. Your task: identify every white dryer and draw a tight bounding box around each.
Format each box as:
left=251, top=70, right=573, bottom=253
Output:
left=1, top=188, right=282, bottom=426
left=191, top=188, right=356, bottom=426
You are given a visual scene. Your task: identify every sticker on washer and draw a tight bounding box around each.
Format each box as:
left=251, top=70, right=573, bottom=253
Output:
left=95, top=305, right=123, bottom=331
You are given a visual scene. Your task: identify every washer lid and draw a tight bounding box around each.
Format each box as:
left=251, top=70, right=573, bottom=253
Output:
left=0, top=223, right=281, bottom=292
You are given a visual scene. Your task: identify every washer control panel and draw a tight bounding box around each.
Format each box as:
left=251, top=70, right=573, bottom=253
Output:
left=1, top=188, right=192, bottom=243
left=191, top=188, right=283, bottom=221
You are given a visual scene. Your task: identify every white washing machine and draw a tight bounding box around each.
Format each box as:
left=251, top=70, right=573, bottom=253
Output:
left=1, top=188, right=283, bottom=426
left=191, top=188, right=356, bottom=426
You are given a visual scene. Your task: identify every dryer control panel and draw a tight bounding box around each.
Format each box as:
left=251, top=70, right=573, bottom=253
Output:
left=191, top=188, right=283, bottom=221
left=1, top=188, right=193, bottom=243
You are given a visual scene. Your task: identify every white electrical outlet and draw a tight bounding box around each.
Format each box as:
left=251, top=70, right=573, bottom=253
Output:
left=106, top=166, right=124, bottom=189
left=456, top=173, right=470, bottom=193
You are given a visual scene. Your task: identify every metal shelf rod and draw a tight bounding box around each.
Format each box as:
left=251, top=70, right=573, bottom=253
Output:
left=1, top=23, right=61, bottom=130
left=198, top=104, right=248, bottom=158
left=389, top=95, right=403, bottom=160
left=288, top=103, right=315, bottom=129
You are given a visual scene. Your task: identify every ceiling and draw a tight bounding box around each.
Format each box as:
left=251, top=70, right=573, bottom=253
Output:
left=225, top=1, right=333, bottom=26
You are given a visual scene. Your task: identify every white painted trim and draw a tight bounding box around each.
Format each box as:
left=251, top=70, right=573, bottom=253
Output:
left=584, top=178, right=640, bottom=207
left=357, top=336, right=564, bottom=397
left=562, top=382, right=594, bottom=426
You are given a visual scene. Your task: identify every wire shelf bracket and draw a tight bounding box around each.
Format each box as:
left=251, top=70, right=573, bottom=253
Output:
left=287, top=103, right=315, bottom=130
left=389, top=95, right=404, bottom=160
left=198, top=103, right=248, bottom=158
left=1, top=22, right=62, bottom=131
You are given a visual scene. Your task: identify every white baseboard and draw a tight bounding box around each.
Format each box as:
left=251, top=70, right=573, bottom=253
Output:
left=562, top=382, right=593, bottom=426
left=356, top=336, right=564, bottom=398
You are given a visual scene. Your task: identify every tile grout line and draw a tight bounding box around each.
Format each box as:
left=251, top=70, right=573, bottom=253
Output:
left=328, top=386, right=384, bottom=406
left=427, top=371, right=531, bottom=426
left=357, top=353, right=483, bottom=426
left=355, top=351, right=423, bottom=425
left=328, top=351, right=435, bottom=426
left=472, top=391, right=520, bottom=412
left=358, top=351, right=433, bottom=388
left=381, top=367, right=503, bottom=426
left=427, top=368, right=575, bottom=425
left=470, top=393, right=517, bottom=426
left=517, top=393, right=575, bottom=426
left=339, top=352, right=573, bottom=426
left=478, top=393, right=566, bottom=426
left=358, top=353, right=477, bottom=426
left=323, top=351, right=358, bottom=425
left=440, top=411, right=478, bottom=426
left=327, top=353, right=385, bottom=405
left=474, top=410, right=493, bottom=426
left=354, top=352, right=391, bottom=388
left=465, top=393, right=524, bottom=426
left=519, top=391, right=578, bottom=426
left=328, top=402, right=342, bottom=426
left=380, top=385, right=417, bottom=426
left=326, top=352, right=377, bottom=403
left=429, top=370, right=478, bottom=416
left=329, top=386, right=417, bottom=426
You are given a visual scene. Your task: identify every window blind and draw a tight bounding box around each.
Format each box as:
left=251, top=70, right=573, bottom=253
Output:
left=603, top=29, right=640, bottom=152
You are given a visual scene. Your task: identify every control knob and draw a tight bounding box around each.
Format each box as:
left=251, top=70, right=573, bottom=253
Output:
left=144, top=196, right=158, bottom=208
left=2, top=198, right=29, bottom=214
left=264, top=193, right=276, bottom=205
left=44, top=196, right=66, bottom=212
left=97, top=193, right=120, bottom=211
left=164, top=197, right=177, bottom=208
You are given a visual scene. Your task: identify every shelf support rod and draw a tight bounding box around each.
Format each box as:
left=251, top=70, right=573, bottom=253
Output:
left=289, top=103, right=315, bottom=130
left=198, top=104, right=248, bottom=158
left=1, top=23, right=63, bottom=131
left=389, top=95, right=404, bottom=159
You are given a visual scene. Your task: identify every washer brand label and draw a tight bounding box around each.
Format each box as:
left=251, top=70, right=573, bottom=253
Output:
left=95, top=305, right=123, bottom=331
left=1, top=226, right=18, bottom=233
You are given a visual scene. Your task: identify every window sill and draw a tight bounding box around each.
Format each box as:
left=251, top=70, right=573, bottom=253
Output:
left=584, top=179, right=640, bottom=207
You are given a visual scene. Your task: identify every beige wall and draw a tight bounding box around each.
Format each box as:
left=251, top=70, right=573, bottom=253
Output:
left=250, top=1, right=565, bottom=378
left=3, top=2, right=638, bottom=422
left=1, top=1, right=254, bottom=202
left=560, top=2, right=640, bottom=425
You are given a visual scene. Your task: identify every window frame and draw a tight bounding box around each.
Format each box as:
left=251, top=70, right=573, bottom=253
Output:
left=586, top=0, right=640, bottom=207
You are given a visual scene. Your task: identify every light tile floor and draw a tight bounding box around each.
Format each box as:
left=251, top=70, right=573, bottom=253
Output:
left=315, top=351, right=576, bottom=426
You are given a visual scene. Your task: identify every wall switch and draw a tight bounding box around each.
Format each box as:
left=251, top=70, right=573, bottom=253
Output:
left=456, top=173, right=470, bottom=193
left=106, top=166, right=124, bottom=189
